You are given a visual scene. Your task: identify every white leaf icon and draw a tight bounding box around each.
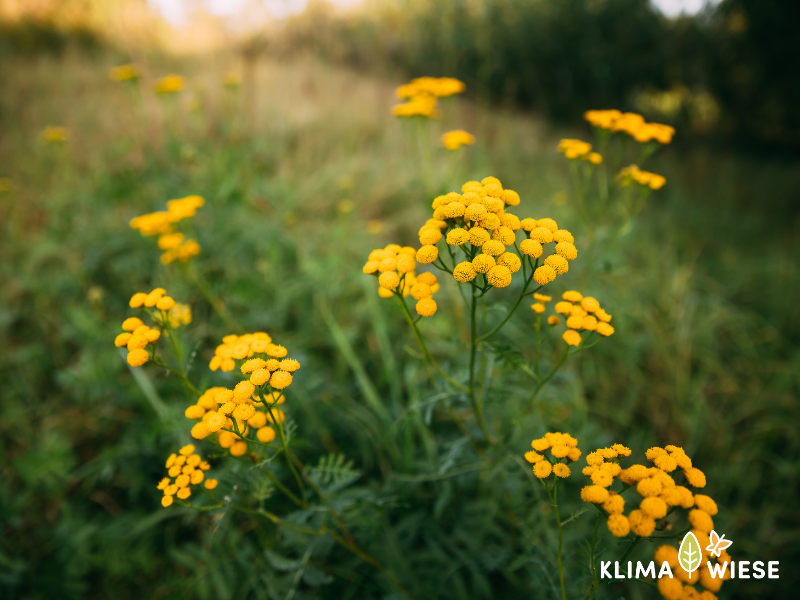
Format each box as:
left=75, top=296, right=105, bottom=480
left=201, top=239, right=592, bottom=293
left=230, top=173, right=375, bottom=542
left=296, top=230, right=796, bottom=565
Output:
left=679, top=531, right=702, bottom=573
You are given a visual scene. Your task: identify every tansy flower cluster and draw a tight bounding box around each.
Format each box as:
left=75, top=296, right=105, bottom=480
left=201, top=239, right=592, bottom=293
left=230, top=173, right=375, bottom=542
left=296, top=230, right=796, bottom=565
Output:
left=545, top=291, right=615, bottom=347
left=655, top=521, right=730, bottom=599
left=109, top=64, right=138, bottom=82
left=363, top=245, right=441, bottom=316
left=209, top=332, right=298, bottom=385
left=41, top=126, right=69, bottom=143
left=114, top=288, right=184, bottom=366
left=557, top=139, right=602, bottom=164
left=441, top=130, right=475, bottom=151
left=393, top=76, right=465, bottom=118
left=129, top=195, right=203, bottom=264
left=584, top=109, right=675, bottom=144
left=186, top=384, right=283, bottom=456
left=525, top=432, right=582, bottom=479
left=155, top=74, right=185, bottom=94
left=417, top=176, right=577, bottom=291
left=581, top=445, right=711, bottom=546
left=617, top=164, right=667, bottom=190
left=158, top=444, right=217, bottom=507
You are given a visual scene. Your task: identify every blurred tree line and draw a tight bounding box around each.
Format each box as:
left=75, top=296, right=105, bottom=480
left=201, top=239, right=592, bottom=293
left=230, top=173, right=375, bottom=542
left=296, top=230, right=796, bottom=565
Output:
left=265, top=0, right=800, bottom=148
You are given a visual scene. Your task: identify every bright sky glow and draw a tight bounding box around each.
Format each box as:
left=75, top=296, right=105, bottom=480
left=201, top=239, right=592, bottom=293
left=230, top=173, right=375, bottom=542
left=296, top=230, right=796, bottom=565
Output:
left=147, top=0, right=720, bottom=27
left=148, top=0, right=363, bottom=26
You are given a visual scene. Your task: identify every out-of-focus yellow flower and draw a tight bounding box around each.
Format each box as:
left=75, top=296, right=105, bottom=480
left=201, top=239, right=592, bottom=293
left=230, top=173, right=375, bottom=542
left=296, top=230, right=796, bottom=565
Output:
left=109, top=64, right=138, bottom=82
left=617, top=165, right=667, bottom=190
left=557, top=139, right=592, bottom=159
left=441, top=129, right=475, bottom=150
left=223, top=72, right=241, bottom=88
left=0, top=178, right=11, bottom=192
left=393, top=93, right=439, bottom=118
left=155, top=74, right=184, bottom=94
left=395, top=76, right=465, bottom=99
left=584, top=109, right=623, bottom=129
left=168, top=303, right=192, bottom=328
left=41, top=126, right=69, bottom=143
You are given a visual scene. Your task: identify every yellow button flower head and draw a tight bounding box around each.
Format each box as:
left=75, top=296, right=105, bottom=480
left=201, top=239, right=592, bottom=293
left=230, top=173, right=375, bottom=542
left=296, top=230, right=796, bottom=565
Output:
left=641, top=497, right=668, bottom=519
left=441, top=130, right=475, bottom=150
left=562, top=330, right=581, bottom=346
left=416, top=245, right=439, bottom=264
left=270, top=370, right=293, bottom=389
left=453, top=261, right=477, bottom=282
left=530, top=227, right=554, bottom=244
left=481, top=240, right=505, bottom=257
left=472, top=254, right=496, bottom=274
left=555, top=242, right=578, bottom=260
left=416, top=298, right=437, bottom=317
left=606, top=514, right=630, bottom=537
left=581, top=485, right=610, bottom=504
left=468, top=227, right=490, bottom=246
left=531, top=303, right=545, bottom=314
left=379, top=257, right=398, bottom=272
left=628, top=509, right=655, bottom=537
left=419, top=228, right=442, bottom=245
left=379, top=271, right=400, bottom=290
left=519, top=239, right=543, bottom=258
left=446, top=228, right=469, bottom=246
left=257, top=426, right=277, bottom=442
left=533, top=265, right=556, bottom=285
left=544, top=254, right=569, bottom=275
left=496, top=253, right=520, bottom=274
left=486, top=265, right=512, bottom=288
left=397, top=254, right=416, bottom=273
left=597, top=323, right=615, bottom=336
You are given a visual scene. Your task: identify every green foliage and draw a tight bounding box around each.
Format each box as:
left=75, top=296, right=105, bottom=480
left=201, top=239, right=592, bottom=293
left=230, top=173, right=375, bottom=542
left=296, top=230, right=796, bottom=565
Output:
left=0, top=50, right=798, bottom=600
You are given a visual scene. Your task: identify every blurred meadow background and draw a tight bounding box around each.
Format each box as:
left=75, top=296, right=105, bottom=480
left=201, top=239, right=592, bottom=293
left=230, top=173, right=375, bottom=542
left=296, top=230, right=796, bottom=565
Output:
left=1, top=0, right=798, bottom=598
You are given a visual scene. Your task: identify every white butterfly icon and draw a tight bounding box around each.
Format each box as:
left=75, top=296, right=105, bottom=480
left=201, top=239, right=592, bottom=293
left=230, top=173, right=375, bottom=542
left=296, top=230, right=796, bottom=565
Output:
left=705, top=530, right=733, bottom=558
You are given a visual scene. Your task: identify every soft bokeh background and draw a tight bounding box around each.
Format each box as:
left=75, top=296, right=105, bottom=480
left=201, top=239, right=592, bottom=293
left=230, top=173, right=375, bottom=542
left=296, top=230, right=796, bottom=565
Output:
left=1, top=0, right=798, bottom=598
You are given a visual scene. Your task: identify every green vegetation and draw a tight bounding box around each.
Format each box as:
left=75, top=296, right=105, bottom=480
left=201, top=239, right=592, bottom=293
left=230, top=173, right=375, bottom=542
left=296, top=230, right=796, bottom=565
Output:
left=1, top=49, right=797, bottom=599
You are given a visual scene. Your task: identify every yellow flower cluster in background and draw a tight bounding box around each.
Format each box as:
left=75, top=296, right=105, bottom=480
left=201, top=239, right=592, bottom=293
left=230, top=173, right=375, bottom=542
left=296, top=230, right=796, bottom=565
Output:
left=158, top=445, right=217, bottom=507
left=109, top=64, right=138, bottom=82
left=363, top=244, right=441, bottom=316
left=525, top=432, right=582, bottom=479
left=557, top=139, right=602, bottom=163
left=114, top=288, right=184, bottom=366
left=441, top=129, right=475, bottom=150
left=540, top=290, right=614, bottom=346
left=129, top=195, right=204, bottom=264
left=617, top=164, right=667, bottom=190
left=154, top=74, right=185, bottom=94
left=393, top=76, right=465, bottom=118
left=584, top=109, right=675, bottom=144
left=168, top=303, right=192, bottom=328
left=41, top=126, right=69, bottom=143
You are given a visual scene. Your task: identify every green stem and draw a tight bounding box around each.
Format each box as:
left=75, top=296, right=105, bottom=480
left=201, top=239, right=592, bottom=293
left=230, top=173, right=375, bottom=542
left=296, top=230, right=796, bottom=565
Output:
left=469, top=283, right=493, bottom=443
left=580, top=511, right=602, bottom=600
left=477, top=277, right=540, bottom=342
left=183, top=263, right=241, bottom=332
left=260, top=465, right=304, bottom=507
left=152, top=356, right=200, bottom=396
left=261, top=389, right=308, bottom=507
left=395, top=294, right=469, bottom=394
left=541, top=478, right=567, bottom=600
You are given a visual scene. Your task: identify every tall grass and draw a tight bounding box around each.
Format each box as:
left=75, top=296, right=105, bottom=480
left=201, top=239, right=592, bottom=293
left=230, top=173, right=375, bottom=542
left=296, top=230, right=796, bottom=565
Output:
left=0, top=50, right=797, bottom=599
